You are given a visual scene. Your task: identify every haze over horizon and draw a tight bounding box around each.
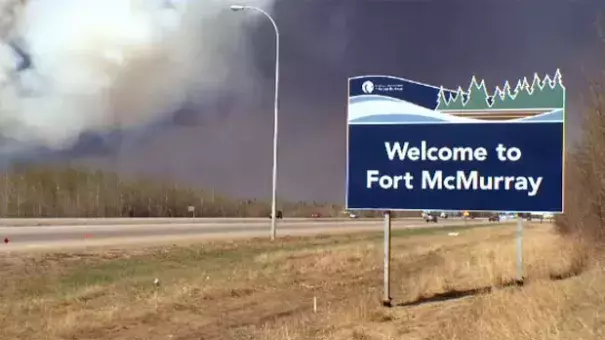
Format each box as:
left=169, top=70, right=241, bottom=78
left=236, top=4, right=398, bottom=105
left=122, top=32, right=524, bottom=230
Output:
left=0, top=0, right=603, bottom=202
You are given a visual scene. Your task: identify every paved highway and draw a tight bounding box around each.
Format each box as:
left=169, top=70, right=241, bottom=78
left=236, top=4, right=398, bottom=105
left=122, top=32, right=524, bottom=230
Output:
left=0, top=217, right=421, bottom=227
left=0, top=218, right=489, bottom=251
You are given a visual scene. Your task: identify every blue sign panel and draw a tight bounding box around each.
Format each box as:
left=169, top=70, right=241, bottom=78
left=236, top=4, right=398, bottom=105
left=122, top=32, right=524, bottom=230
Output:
left=346, top=72, right=565, bottom=213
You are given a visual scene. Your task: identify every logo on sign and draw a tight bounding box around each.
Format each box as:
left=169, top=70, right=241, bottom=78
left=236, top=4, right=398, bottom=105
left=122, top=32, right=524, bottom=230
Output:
left=361, top=79, right=404, bottom=93
left=362, top=81, right=374, bottom=94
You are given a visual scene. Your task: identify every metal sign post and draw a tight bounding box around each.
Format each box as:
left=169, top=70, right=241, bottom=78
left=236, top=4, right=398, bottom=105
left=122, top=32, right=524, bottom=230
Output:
left=516, top=215, right=524, bottom=284
left=383, top=210, right=392, bottom=307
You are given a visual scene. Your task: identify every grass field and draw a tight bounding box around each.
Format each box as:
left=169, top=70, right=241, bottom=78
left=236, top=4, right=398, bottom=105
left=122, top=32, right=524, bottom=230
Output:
left=0, top=222, right=603, bottom=340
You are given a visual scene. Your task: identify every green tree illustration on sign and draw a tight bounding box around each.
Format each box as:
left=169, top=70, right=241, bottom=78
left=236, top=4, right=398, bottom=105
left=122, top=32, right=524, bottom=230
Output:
left=548, top=70, right=565, bottom=108
left=462, top=76, right=490, bottom=110
left=528, top=74, right=549, bottom=108
left=443, top=87, right=466, bottom=110
left=490, top=81, right=512, bottom=109
left=436, top=70, right=565, bottom=111
left=490, top=80, right=524, bottom=110
left=436, top=87, right=448, bottom=110
left=508, top=77, right=533, bottom=108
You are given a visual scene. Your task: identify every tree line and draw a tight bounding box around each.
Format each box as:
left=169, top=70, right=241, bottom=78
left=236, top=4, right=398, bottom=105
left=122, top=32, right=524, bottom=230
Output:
left=0, top=165, right=420, bottom=218
left=0, top=165, right=326, bottom=217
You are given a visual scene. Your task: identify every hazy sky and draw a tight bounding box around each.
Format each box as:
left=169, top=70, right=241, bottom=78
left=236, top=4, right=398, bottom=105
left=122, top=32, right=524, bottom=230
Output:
left=67, top=0, right=605, bottom=202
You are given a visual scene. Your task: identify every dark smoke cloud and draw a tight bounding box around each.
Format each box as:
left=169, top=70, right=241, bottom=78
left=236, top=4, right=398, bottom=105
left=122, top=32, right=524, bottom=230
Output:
left=18, top=0, right=605, bottom=202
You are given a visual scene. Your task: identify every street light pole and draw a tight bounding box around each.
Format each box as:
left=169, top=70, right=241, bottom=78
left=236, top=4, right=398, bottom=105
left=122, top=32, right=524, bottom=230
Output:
left=230, top=5, right=280, bottom=241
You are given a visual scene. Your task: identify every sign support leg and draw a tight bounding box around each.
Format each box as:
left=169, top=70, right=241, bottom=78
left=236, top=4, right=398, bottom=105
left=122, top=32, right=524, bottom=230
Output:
left=382, top=210, right=392, bottom=307
left=516, top=216, right=524, bottom=284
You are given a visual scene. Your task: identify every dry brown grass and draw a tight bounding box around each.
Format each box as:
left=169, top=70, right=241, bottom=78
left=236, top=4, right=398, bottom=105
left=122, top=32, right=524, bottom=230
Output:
left=0, top=223, right=602, bottom=340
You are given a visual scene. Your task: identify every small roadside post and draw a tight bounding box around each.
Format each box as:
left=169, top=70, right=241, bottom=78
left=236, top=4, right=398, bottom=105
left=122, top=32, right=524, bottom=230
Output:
left=516, top=214, right=524, bottom=284
left=383, top=210, right=392, bottom=307
left=188, top=205, right=195, bottom=218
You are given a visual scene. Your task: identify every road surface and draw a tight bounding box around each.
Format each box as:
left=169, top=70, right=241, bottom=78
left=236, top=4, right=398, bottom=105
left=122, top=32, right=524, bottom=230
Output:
left=0, top=217, right=489, bottom=252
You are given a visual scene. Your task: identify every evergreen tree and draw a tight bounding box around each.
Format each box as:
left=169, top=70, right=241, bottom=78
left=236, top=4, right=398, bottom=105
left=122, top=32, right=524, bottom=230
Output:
left=549, top=69, right=565, bottom=108
left=463, top=76, right=490, bottom=110
left=553, top=69, right=563, bottom=88
left=542, top=74, right=554, bottom=89
left=513, top=77, right=535, bottom=108
left=526, top=71, right=564, bottom=109
left=435, top=86, right=448, bottom=110
left=490, top=86, right=505, bottom=108
left=443, top=86, right=465, bottom=110
left=503, top=81, right=513, bottom=98
left=495, top=80, right=521, bottom=109
left=530, top=73, right=541, bottom=94
left=513, top=80, right=523, bottom=97
left=523, top=73, right=550, bottom=108
left=498, top=81, right=514, bottom=109
left=522, top=77, right=531, bottom=91
left=487, top=88, right=498, bottom=108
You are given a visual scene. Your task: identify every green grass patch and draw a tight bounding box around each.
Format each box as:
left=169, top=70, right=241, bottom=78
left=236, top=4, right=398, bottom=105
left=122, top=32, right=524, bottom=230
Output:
left=59, top=224, right=511, bottom=291
left=4, top=223, right=515, bottom=300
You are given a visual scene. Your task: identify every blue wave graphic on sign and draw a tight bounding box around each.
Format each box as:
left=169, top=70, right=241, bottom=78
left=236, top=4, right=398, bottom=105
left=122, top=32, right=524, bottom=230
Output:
left=348, top=107, right=564, bottom=124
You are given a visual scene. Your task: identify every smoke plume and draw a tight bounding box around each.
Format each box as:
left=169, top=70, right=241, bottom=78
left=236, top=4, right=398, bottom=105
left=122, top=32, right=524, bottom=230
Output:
left=0, top=0, right=273, bottom=154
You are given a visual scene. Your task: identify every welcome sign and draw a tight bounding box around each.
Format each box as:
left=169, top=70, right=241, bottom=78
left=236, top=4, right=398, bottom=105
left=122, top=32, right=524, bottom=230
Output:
left=345, top=71, right=565, bottom=213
